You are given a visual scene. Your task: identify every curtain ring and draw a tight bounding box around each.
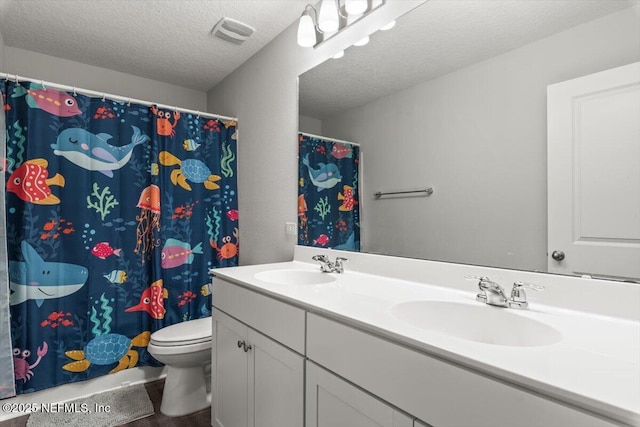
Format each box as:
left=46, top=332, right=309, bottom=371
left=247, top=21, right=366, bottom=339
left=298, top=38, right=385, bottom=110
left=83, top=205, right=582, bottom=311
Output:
left=127, top=98, right=131, bottom=107
left=72, top=86, right=77, bottom=96
left=102, top=93, right=106, bottom=102
left=196, top=111, right=200, bottom=119
left=14, top=74, right=20, bottom=86
left=41, top=80, right=47, bottom=90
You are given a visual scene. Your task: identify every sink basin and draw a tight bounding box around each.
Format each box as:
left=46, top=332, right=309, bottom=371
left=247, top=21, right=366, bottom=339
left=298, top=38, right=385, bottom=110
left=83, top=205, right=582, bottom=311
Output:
left=254, top=269, right=337, bottom=286
left=390, top=301, right=562, bottom=347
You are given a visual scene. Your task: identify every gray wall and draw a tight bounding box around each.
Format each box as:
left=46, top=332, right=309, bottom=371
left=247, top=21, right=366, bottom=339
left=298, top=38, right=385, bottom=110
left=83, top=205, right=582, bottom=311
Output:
left=3, top=47, right=207, bottom=110
left=320, top=6, right=640, bottom=272
left=207, top=2, right=423, bottom=265
left=299, top=115, right=322, bottom=135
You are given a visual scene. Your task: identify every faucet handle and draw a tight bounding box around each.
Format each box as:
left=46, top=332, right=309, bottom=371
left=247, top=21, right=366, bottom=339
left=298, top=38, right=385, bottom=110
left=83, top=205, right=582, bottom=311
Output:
left=509, top=281, right=544, bottom=309
left=334, top=257, right=348, bottom=273
left=312, top=254, right=329, bottom=262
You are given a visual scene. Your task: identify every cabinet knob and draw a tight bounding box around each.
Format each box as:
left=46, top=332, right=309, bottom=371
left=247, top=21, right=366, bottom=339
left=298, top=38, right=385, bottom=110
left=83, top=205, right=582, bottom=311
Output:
left=237, top=340, right=244, bottom=348
left=243, top=343, right=252, bottom=353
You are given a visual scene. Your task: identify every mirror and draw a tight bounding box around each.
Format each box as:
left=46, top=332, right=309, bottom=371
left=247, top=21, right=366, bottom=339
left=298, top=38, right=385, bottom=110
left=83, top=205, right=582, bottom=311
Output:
left=298, top=0, right=640, bottom=280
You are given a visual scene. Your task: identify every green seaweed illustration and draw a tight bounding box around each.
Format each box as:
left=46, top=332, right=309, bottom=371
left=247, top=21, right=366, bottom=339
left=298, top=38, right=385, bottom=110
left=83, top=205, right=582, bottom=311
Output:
left=220, top=142, right=235, bottom=178
left=6, top=120, right=26, bottom=173
left=206, top=206, right=222, bottom=243
left=86, top=183, right=119, bottom=221
left=314, top=197, right=331, bottom=220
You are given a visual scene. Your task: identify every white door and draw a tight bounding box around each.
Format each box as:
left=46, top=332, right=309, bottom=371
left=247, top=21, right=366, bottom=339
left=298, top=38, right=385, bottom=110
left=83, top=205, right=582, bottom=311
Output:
left=548, top=62, right=640, bottom=280
left=213, top=311, right=249, bottom=427
left=306, top=361, right=413, bottom=427
left=249, top=328, right=304, bottom=427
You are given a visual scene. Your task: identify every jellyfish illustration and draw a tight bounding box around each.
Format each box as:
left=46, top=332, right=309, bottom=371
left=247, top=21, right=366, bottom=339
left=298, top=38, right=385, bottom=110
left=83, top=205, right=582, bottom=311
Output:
left=134, top=184, right=161, bottom=263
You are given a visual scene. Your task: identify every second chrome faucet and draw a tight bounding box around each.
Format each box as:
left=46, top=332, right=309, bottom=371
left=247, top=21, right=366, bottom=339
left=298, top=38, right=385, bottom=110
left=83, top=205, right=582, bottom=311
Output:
left=467, top=276, right=544, bottom=310
left=312, top=255, right=348, bottom=273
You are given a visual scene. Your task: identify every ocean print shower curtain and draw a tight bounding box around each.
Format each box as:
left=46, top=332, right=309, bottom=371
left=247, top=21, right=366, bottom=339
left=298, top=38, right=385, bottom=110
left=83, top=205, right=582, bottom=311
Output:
left=1, top=79, right=238, bottom=395
left=298, top=133, right=360, bottom=251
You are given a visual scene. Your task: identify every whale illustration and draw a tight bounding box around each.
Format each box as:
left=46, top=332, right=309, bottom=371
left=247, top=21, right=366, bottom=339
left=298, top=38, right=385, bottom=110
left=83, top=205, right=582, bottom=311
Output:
left=51, top=125, right=150, bottom=177
left=302, top=154, right=342, bottom=191
left=9, top=241, right=88, bottom=307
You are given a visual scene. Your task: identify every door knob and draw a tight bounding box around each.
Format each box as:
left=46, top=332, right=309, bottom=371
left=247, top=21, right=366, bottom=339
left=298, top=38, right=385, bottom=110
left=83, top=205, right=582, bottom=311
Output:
left=551, top=250, right=565, bottom=261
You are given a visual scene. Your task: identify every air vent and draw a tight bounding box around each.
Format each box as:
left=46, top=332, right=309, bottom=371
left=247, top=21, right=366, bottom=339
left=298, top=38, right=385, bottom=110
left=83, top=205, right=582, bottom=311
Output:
left=211, top=17, right=255, bottom=45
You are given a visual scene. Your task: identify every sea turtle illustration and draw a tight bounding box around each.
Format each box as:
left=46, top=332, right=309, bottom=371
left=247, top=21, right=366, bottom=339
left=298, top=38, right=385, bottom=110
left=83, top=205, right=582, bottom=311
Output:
left=158, top=151, right=221, bottom=191
left=62, top=331, right=150, bottom=374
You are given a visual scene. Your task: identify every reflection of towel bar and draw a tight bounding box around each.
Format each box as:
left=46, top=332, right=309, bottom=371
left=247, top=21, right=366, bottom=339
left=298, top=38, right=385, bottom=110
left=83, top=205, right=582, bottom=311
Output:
left=374, top=188, right=433, bottom=199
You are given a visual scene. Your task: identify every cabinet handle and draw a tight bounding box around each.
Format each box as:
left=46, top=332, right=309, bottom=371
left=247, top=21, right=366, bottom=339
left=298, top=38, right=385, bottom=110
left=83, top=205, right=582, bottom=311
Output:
left=237, top=340, right=244, bottom=348
left=243, top=343, right=252, bottom=352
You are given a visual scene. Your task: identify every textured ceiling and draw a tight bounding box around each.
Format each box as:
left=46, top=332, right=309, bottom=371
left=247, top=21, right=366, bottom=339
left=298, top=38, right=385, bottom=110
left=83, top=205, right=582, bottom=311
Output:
left=299, top=0, right=639, bottom=119
left=0, top=0, right=309, bottom=91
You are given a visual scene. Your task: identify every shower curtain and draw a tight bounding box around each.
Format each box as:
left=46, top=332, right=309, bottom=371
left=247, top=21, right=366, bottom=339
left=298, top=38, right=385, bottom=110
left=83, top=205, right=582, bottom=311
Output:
left=1, top=79, right=238, bottom=395
left=298, top=133, right=360, bottom=251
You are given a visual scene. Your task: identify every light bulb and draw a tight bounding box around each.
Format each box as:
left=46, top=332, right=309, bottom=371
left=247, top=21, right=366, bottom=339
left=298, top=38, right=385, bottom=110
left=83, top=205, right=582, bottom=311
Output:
left=332, top=51, right=345, bottom=59
left=345, top=0, right=368, bottom=15
left=318, top=0, right=339, bottom=32
left=353, top=36, right=369, bottom=47
left=380, top=20, right=396, bottom=31
left=297, top=13, right=316, bottom=47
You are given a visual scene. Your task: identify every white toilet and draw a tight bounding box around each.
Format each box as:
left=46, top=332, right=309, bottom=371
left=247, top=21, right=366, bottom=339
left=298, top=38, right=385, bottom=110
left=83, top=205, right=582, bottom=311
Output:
left=147, top=317, right=212, bottom=417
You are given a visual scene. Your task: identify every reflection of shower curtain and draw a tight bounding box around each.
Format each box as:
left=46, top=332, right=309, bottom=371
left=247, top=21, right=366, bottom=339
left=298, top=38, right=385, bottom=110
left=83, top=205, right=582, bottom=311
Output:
left=0, top=87, right=16, bottom=399
left=1, top=79, right=238, bottom=396
left=298, top=133, right=360, bottom=251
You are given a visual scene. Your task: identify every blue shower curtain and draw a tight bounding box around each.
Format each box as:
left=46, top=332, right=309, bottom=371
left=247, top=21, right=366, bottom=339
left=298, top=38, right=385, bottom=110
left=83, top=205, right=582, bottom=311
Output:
left=1, top=80, right=238, bottom=395
left=298, top=133, right=360, bottom=251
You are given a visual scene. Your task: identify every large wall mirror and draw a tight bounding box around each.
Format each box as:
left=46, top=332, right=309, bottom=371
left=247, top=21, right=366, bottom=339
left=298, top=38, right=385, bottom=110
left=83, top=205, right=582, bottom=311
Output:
left=299, top=0, right=640, bottom=281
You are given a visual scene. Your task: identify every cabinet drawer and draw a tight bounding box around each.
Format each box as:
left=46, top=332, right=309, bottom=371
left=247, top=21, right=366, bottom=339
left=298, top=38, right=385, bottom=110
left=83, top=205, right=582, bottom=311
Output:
left=213, top=278, right=305, bottom=354
left=307, top=314, right=620, bottom=427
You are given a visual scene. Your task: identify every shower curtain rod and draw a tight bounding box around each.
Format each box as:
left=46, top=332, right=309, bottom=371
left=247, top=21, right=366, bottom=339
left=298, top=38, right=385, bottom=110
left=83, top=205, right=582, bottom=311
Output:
left=0, top=72, right=238, bottom=122
left=300, top=131, right=360, bottom=147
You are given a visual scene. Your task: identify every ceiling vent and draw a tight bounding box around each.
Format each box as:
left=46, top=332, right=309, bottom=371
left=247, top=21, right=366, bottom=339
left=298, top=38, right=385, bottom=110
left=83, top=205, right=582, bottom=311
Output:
left=211, top=17, right=255, bottom=45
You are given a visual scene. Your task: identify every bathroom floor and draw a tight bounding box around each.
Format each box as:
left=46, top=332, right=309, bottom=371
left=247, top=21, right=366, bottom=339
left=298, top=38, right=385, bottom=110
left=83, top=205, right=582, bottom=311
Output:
left=0, top=379, right=211, bottom=427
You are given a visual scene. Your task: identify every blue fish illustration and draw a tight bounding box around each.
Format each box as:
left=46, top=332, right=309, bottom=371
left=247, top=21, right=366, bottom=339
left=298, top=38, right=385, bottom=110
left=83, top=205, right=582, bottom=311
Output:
left=103, top=270, right=128, bottom=284
left=302, top=154, right=342, bottom=191
left=51, top=125, right=150, bottom=177
left=183, top=139, right=201, bottom=151
left=9, top=241, right=88, bottom=307
left=334, top=232, right=360, bottom=252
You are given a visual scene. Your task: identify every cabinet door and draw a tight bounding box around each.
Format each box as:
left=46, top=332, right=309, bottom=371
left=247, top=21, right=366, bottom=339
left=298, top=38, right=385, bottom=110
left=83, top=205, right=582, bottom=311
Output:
left=306, top=361, right=413, bottom=427
left=249, top=328, right=304, bottom=427
left=213, top=311, right=249, bottom=427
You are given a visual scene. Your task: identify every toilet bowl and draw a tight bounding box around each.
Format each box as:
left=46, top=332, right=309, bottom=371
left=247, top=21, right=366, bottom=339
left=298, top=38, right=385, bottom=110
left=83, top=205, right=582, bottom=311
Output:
left=147, top=317, right=212, bottom=417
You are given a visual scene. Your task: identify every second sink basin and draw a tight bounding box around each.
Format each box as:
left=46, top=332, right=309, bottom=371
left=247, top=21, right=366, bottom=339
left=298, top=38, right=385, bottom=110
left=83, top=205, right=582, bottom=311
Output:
left=390, top=301, right=562, bottom=347
left=254, top=269, right=337, bottom=286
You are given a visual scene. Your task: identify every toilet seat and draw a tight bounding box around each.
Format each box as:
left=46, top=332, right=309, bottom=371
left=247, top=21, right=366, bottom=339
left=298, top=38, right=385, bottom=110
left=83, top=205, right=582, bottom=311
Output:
left=150, top=317, right=212, bottom=347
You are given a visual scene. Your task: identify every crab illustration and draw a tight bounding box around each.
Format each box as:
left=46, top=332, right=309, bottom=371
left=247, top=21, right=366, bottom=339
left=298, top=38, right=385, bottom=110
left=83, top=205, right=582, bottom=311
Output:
left=211, top=227, right=239, bottom=260
left=13, top=342, right=48, bottom=382
left=62, top=331, right=150, bottom=374
left=151, top=105, right=180, bottom=137
left=158, top=151, right=221, bottom=191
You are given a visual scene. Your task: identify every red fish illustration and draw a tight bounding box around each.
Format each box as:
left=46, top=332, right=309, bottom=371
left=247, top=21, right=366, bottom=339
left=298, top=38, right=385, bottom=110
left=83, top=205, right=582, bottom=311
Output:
left=6, top=159, right=65, bottom=205
left=331, top=142, right=353, bottom=159
left=125, top=280, right=168, bottom=319
left=91, top=242, right=122, bottom=259
left=298, top=195, right=307, bottom=216
left=338, top=185, right=359, bottom=212
left=12, top=84, right=81, bottom=117
left=313, top=234, right=330, bottom=246
left=226, top=209, right=239, bottom=221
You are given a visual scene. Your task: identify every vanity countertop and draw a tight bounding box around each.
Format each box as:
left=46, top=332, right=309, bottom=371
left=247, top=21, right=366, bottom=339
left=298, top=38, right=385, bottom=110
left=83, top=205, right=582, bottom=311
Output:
left=212, top=260, right=640, bottom=426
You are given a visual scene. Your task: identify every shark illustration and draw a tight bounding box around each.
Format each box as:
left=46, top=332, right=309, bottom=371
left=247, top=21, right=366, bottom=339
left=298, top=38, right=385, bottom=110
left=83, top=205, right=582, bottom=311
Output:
left=51, top=125, right=150, bottom=177
left=302, top=154, right=342, bottom=191
left=334, top=232, right=360, bottom=252
left=9, top=241, right=89, bottom=307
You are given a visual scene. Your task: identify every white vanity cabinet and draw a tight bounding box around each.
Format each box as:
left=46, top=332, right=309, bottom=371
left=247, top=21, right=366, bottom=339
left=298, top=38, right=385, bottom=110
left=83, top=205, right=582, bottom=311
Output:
left=306, top=361, right=414, bottom=427
left=212, top=279, right=305, bottom=427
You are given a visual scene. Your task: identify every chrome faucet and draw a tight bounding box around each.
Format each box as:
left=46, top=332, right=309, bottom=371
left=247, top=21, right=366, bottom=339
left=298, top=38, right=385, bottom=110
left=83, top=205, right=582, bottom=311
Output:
left=312, top=255, right=334, bottom=272
left=466, top=276, right=544, bottom=309
left=312, top=255, right=348, bottom=273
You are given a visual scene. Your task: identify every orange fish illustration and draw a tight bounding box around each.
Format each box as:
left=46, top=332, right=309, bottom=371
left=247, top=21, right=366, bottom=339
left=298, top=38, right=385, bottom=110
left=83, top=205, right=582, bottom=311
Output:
left=338, top=185, right=358, bottom=212
left=124, top=280, right=168, bottom=319
left=298, top=195, right=307, bottom=216
left=6, top=159, right=65, bottom=205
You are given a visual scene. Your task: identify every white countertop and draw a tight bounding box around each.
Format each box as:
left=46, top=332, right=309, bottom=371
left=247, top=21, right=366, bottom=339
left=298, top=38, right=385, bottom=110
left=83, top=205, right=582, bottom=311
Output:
left=212, top=260, right=640, bottom=426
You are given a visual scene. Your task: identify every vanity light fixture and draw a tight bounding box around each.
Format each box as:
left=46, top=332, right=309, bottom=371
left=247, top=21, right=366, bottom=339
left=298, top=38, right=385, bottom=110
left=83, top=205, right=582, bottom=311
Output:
left=380, top=20, right=396, bottom=31
left=296, top=0, right=385, bottom=48
left=353, top=36, right=370, bottom=47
